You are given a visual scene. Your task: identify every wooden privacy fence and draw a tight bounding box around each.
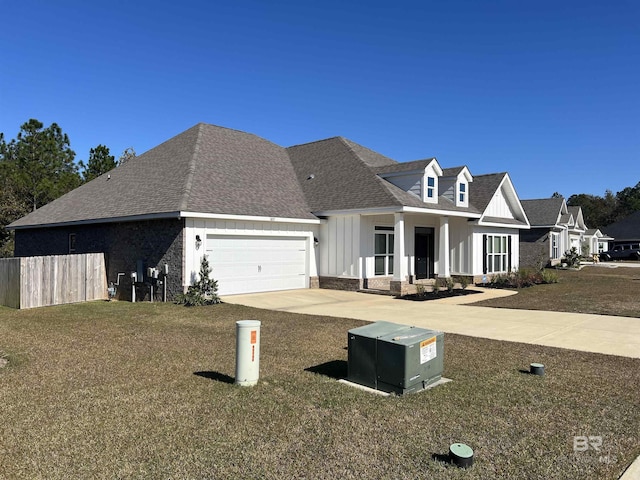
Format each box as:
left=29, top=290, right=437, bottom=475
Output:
left=0, top=253, right=107, bottom=309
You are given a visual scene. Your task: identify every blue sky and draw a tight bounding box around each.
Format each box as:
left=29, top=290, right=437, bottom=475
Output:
left=1, top=0, right=638, bottom=200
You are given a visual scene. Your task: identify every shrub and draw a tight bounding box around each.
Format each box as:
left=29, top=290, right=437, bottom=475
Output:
left=415, top=283, right=426, bottom=297
left=175, top=255, right=221, bottom=306
left=541, top=269, right=559, bottom=284
left=436, top=277, right=455, bottom=293
left=562, top=247, right=581, bottom=268
left=453, top=276, right=470, bottom=290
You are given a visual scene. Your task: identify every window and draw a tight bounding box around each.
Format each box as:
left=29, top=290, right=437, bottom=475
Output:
left=551, top=233, right=559, bottom=259
left=68, top=233, right=76, bottom=253
left=485, top=235, right=509, bottom=273
left=374, top=227, right=394, bottom=276
left=459, top=183, right=466, bottom=203
left=426, top=176, right=435, bottom=198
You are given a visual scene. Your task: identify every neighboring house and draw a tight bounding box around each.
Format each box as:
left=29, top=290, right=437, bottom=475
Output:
left=584, top=228, right=614, bottom=255
left=520, top=198, right=614, bottom=266
left=567, top=206, right=587, bottom=254
left=8, top=123, right=530, bottom=299
left=603, top=210, right=640, bottom=248
left=520, top=198, right=576, bottom=267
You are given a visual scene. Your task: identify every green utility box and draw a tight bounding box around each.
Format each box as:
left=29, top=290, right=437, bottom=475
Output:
left=347, top=321, right=444, bottom=395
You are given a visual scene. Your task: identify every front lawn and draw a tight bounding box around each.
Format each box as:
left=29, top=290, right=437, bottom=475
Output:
left=471, top=265, right=640, bottom=317
left=1, top=301, right=638, bottom=479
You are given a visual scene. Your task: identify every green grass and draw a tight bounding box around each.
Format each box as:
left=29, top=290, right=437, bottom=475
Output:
left=1, top=301, right=639, bottom=479
left=472, top=266, right=640, bottom=317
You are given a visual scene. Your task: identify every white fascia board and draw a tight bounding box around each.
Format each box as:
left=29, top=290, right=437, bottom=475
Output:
left=180, top=211, right=322, bottom=224
left=458, top=166, right=473, bottom=182
left=495, top=174, right=531, bottom=228
left=8, top=211, right=182, bottom=230
left=402, top=206, right=482, bottom=218
left=313, top=207, right=399, bottom=217
left=475, top=220, right=530, bottom=229
left=315, top=205, right=482, bottom=219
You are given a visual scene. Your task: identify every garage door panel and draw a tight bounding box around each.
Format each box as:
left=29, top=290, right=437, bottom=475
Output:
left=205, top=236, right=307, bottom=295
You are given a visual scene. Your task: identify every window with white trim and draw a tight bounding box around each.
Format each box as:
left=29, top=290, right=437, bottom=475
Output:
left=486, top=235, right=509, bottom=273
left=551, top=233, right=559, bottom=259
left=374, top=227, right=394, bottom=276
left=426, top=176, right=435, bottom=198
left=459, top=183, right=466, bottom=203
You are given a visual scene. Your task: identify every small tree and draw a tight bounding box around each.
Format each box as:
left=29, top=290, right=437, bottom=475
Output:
left=79, top=144, right=117, bottom=182
left=176, top=255, right=220, bottom=306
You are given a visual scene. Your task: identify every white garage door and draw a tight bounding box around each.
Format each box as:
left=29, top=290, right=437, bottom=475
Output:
left=206, top=236, right=308, bottom=295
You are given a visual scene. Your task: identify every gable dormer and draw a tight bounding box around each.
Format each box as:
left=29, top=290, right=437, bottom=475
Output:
left=422, top=159, right=443, bottom=204
left=439, top=166, right=473, bottom=207
left=376, top=158, right=443, bottom=204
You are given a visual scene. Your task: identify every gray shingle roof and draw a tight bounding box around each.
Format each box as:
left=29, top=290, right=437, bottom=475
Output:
left=9, top=124, right=316, bottom=228
left=441, top=166, right=466, bottom=177
left=603, top=210, right=640, bottom=241
left=374, top=158, right=437, bottom=175
left=9, top=123, right=524, bottom=229
left=468, top=173, right=506, bottom=213
left=521, top=198, right=565, bottom=226
left=287, top=137, right=401, bottom=212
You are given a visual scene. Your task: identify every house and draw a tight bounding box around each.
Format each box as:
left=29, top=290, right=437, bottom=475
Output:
left=603, top=211, right=640, bottom=248
left=8, top=123, right=530, bottom=299
left=584, top=228, right=614, bottom=255
left=520, top=198, right=613, bottom=266
left=520, top=197, right=576, bottom=267
left=567, top=206, right=587, bottom=253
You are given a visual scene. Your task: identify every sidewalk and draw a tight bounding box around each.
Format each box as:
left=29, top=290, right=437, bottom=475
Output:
left=223, top=288, right=640, bottom=359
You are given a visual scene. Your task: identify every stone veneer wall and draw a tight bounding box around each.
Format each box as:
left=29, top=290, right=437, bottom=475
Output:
left=14, top=219, right=184, bottom=301
left=363, top=276, right=392, bottom=290
left=318, top=276, right=363, bottom=291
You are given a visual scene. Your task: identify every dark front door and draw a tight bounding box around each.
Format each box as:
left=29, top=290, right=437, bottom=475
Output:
left=415, top=227, right=435, bottom=280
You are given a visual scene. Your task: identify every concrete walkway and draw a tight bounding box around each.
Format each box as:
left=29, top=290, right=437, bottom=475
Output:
left=223, top=288, right=640, bottom=359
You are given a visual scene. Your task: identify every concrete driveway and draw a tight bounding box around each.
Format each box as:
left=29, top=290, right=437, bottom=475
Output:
left=223, top=288, right=640, bottom=359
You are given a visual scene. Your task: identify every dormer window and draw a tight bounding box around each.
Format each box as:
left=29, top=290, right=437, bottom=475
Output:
left=427, top=176, right=435, bottom=198
left=459, top=183, right=466, bottom=203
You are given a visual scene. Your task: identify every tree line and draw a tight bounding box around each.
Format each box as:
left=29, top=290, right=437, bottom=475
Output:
left=564, top=183, right=640, bottom=231
left=0, top=119, right=135, bottom=257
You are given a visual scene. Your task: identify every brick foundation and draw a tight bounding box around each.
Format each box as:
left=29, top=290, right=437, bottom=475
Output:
left=319, top=276, right=363, bottom=291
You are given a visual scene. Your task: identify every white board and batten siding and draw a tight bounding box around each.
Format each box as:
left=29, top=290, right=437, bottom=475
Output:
left=185, top=218, right=318, bottom=296
left=485, top=188, right=516, bottom=219
left=318, top=215, right=361, bottom=277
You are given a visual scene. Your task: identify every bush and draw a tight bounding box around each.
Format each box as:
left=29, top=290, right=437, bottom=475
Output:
left=562, top=247, right=581, bottom=268
left=453, top=276, right=470, bottom=290
left=541, top=269, right=559, bottom=284
left=486, top=267, right=558, bottom=289
left=175, top=255, right=221, bottom=306
left=436, top=277, right=455, bottom=292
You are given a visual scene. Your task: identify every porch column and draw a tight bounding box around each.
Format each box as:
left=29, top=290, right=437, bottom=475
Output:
left=393, top=212, right=408, bottom=282
left=439, top=216, right=450, bottom=278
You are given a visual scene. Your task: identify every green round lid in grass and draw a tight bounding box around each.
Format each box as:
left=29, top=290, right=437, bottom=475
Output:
left=449, top=443, right=474, bottom=468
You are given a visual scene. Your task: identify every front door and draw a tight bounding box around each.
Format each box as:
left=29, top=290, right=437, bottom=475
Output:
left=415, top=227, right=435, bottom=280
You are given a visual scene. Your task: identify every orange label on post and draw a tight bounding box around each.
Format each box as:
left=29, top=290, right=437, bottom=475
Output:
left=250, top=330, right=257, bottom=344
